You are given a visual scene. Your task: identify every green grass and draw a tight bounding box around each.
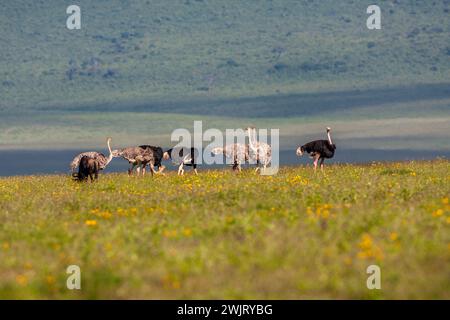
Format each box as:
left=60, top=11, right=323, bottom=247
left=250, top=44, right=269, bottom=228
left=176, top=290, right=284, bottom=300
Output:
left=0, top=161, right=449, bottom=299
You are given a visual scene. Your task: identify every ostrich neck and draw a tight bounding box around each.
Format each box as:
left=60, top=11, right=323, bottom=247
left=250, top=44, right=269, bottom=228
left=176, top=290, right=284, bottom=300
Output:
left=105, top=153, right=113, bottom=166
left=106, top=139, right=114, bottom=164
left=327, top=132, right=333, bottom=145
left=248, top=129, right=258, bottom=150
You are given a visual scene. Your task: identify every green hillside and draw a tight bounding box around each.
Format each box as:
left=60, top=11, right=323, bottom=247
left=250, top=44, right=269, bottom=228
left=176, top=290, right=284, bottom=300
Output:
left=1, top=0, right=449, bottom=110
left=0, top=1, right=449, bottom=150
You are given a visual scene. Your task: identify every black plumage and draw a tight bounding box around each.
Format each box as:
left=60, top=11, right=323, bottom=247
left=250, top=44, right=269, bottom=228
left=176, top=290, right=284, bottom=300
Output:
left=300, top=140, right=336, bottom=159
left=139, top=145, right=165, bottom=174
left=297, top=127, right=336, bottom=171
left=164, top=147, right=199, bottom=175
left=72, top=156, right=100, bottom=182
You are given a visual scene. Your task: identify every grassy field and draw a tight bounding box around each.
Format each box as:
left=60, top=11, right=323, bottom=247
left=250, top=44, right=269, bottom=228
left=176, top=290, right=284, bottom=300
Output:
left=0, top=160, right=449, bottom=299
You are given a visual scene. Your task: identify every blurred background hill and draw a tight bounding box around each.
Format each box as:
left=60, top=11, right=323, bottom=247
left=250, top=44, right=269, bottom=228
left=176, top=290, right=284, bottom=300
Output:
left=0, top=0, right=449, bottom=155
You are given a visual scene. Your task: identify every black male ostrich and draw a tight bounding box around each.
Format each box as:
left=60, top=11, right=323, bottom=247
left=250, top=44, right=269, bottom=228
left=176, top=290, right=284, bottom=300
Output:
left=296, top=127, right=336, bottom=171
left=163, top=147, right=199, bottom=175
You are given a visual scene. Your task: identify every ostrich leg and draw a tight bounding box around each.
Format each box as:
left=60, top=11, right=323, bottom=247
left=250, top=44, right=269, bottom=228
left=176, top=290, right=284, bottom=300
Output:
left=263, top=158, right=269, bottom=172
left=178, top=163, right=184, bottom=175
left=254, top=153, right=261, bottom=173
left=255, top=158, right=261, bottom=173
left=320, top=158, right=325, bottom=171
left=149, top=163, right=155, bottom=176
left=128, top=163, right=135, bottom=176
left=313, top=154, right=320, bottom=171
left=150, top=163, right=158, bottom=175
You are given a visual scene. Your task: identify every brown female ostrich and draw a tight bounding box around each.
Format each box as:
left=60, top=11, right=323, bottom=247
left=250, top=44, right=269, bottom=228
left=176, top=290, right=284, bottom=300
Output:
left=246, top=127, right=272, bottom=173
left=211, top=143, right=249, bottom=172
left=70, top=138, right=114, bottom=173
left=111, top=145, right=157, bottom=176
left=296, top=127, right=336, bottom=171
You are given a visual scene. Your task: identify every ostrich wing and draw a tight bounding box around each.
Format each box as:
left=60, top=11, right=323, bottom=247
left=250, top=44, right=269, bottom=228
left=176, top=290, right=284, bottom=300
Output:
left=70, top=151, right=104, bottom=171
left=95, top=154, right=110, bottom=169
left=118, top=147, right=154, bottom=163
left=248, top=142, right=271, bottom=164
left=224, top=144, right=247, bottom=162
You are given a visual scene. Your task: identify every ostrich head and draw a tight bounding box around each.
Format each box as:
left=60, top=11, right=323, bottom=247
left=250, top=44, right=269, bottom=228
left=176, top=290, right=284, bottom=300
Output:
left=111, top=149, right=122, bottom=157
left=163, top=150, right=171, bottom=160
left=296, top=146, right=304, bottom=157
left=326, top=127, right=331, bottom=133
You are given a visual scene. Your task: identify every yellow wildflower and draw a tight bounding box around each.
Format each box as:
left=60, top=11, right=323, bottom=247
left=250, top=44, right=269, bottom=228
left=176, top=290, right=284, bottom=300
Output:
left=46, top=275, right=56, bottom=285
left=344, top=256, right=352, bottom=266
left=359, top=234, right=373, bottom=251
left=16, top=274, right=28, bottom=286
left=85, top=220, right=97, bottom=227
left=389, top=232, right=398, bottom=241
left=358, top=234, right=384, bottom=261
left=432, top=209, right=444, bottom=217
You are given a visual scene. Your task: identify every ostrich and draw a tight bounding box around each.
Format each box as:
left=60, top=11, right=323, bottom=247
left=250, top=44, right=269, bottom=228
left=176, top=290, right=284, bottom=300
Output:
left=246, top=127, right=272, bottom=173
left=296, top=127, right=336, bottom=171
left=73, top=156, right=99, bottom=182
left=163, top=147, right=199, bottom=175
left=111, top=145, right=156, bottom=176
left=139, top=145, right=165, bottom=175
left=211, top=143, right=249, bottom=172
left=70, top=137, right=114, bottom=173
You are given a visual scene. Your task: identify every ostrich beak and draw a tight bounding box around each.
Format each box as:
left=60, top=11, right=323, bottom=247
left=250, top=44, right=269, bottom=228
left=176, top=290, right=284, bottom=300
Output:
left=326, top=127, right=331, bottom=132
left=296, top=147, right=303, bottom=156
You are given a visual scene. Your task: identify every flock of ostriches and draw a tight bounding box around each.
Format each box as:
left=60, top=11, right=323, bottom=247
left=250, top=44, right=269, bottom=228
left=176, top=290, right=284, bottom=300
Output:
left=70, top=127, right=336, bottom=181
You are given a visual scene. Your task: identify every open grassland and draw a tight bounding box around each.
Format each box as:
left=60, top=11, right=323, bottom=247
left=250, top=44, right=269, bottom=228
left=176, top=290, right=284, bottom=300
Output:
left=0, top=161, right=449, bottom=299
